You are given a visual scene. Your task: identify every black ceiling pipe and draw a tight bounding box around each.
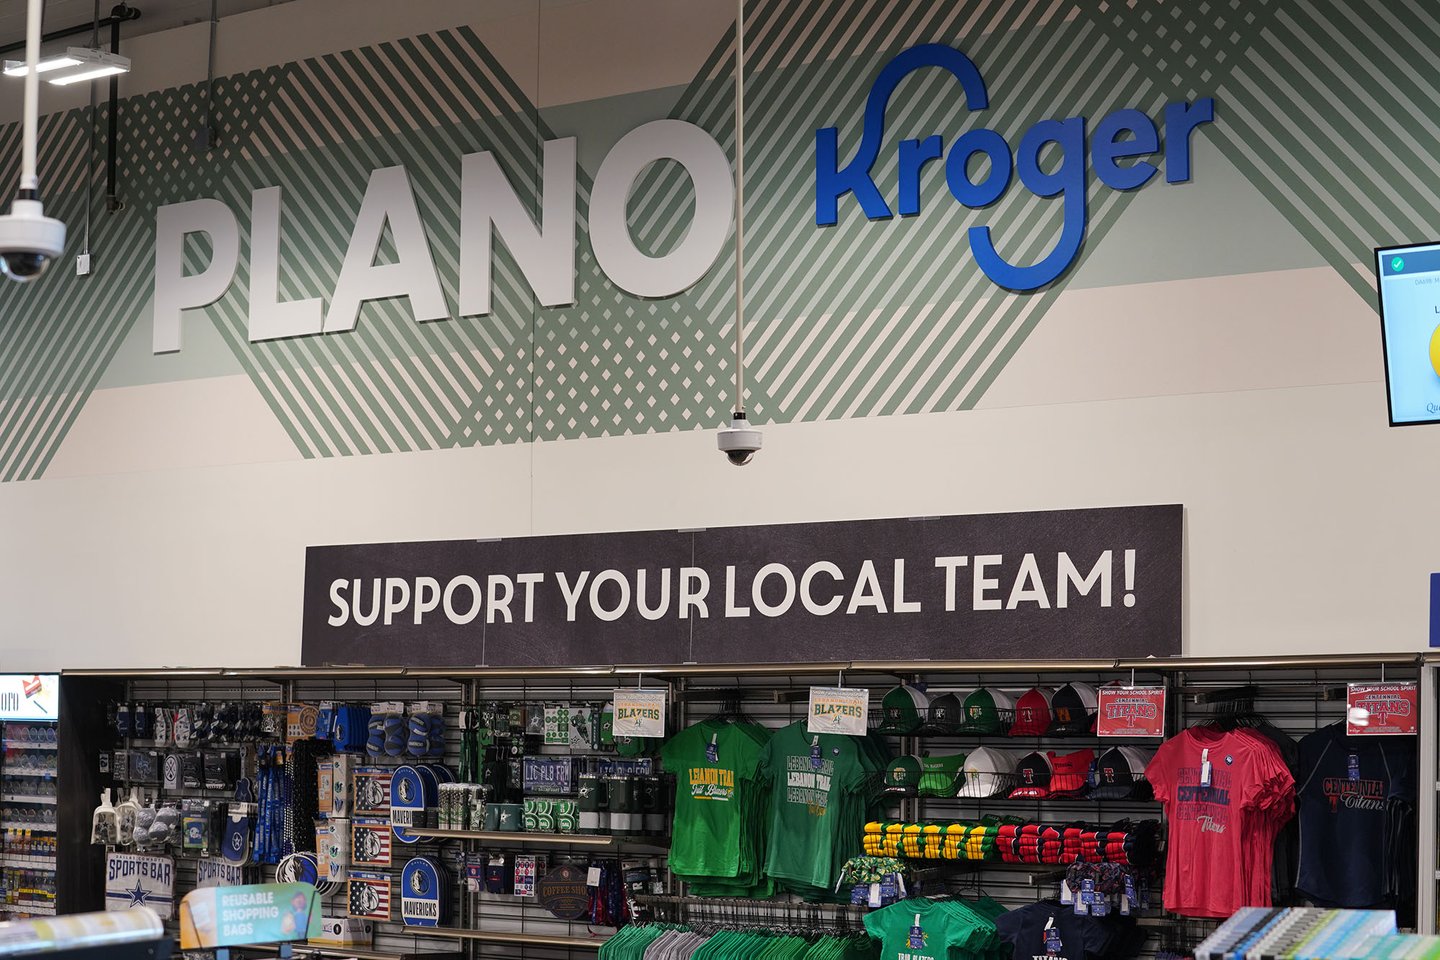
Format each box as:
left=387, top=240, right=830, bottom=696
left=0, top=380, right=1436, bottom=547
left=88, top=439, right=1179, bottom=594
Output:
left=0, top=4, right=140, bottom=56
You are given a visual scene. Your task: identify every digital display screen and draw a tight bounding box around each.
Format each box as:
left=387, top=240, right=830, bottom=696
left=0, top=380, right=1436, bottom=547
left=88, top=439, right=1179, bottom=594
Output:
left=0, top=674, right=58, bottom=721
left=1376, top=241, right=1440, bottom=425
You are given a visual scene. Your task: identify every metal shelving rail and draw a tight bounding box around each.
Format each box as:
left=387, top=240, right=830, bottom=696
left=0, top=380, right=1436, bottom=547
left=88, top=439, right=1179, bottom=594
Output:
left=61, top=651, right=1440, bottom=950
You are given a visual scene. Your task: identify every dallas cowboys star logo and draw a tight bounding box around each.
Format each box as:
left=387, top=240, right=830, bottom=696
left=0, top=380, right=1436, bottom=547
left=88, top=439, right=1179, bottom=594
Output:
left=125, top=880, right=150, bottom=908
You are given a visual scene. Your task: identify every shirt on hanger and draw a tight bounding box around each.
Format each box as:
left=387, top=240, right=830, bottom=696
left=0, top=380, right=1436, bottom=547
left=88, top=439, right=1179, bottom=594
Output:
left=1295, top=721, right=1416, bottom=908
left=1145, top=726, right=1295, bottom=918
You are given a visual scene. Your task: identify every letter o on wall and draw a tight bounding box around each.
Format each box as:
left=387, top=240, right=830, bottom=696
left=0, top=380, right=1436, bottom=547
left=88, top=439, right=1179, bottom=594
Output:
left=589, top=119, right=734, bottom=298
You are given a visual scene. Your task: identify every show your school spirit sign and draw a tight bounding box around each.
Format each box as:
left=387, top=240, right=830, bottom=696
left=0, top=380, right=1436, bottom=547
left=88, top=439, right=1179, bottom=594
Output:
left=301, top=505, right=1181, bottom=667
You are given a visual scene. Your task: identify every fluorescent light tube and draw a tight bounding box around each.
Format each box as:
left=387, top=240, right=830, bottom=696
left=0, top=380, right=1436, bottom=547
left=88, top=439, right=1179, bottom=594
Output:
left=48, top=64, right=127, bottom=85
left=3, top=55, right=80, bottom=77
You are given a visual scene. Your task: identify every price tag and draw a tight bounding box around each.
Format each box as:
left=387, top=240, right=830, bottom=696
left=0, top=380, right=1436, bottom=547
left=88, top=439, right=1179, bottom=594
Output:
left=586, top=866, right=602, bottom=887
left=807, top=687, right=870, bottom=735
left=1199, top=748, right=1211, bottom=787
left=611, top=690, right=667, bottom=738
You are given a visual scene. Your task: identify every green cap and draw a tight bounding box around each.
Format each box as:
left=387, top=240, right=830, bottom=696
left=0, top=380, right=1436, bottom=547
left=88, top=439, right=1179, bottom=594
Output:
left=955, top=688, right=1015, bottom=734
left=876, top=685, right=929, bottom=734
left=917, top=754, right=967, bottom=798
left=884, top=755, right=922, bottom=792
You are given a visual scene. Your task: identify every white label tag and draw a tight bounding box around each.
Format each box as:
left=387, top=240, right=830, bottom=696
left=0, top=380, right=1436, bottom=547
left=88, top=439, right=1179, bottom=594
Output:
left=806, top=687, right=870, bottom=735
left=1060, top=881, right=1073, bottom=904
left=611, top=689, right=667, bottom=737
left=1199, top=748, right=1211, bottom=787
left=867, top=883, right=882, bottom=908
left=586, top=867, right=602, bottom=887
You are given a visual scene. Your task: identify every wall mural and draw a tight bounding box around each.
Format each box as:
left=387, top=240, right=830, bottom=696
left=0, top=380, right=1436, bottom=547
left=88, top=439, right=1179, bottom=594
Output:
left=0, top=0, right=1428, bottom=480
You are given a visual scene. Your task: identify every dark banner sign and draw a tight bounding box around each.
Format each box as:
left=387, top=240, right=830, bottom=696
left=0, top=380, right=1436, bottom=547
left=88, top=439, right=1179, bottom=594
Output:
left=301, top=504, right=1182, bottom=667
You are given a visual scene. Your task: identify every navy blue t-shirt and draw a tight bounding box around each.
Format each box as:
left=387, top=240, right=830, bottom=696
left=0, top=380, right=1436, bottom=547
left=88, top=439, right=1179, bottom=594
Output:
left=1296, top=722, right=1416, bottom=908
left=994, top=901, right=1125, bottom=960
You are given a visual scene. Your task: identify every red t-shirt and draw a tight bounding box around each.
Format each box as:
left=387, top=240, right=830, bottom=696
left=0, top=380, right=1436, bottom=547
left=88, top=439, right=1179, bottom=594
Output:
left=1146, top=727, right=1295, bottom=917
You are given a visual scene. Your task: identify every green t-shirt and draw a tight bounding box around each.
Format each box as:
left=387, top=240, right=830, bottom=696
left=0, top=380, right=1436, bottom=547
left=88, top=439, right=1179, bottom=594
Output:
left=659, top=719, right=769, bottom=878
left=863, top=898, right=994, bottom=960
left=757, top=720, right=873, bottom=891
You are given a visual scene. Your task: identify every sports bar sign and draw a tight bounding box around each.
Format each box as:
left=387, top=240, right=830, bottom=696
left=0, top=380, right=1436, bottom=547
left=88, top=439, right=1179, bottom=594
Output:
left=300, top=504, right=1182, bottom=667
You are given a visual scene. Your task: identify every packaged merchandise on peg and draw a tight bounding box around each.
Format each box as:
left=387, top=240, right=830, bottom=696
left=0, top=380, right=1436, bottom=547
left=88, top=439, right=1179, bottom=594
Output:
left=115, top=788, right=140, bottom=846
left=90, top=789, right=118, bottom=845
left=406, top=702, right=445, bottom=758
left=366, top=702, right=406, bottom=759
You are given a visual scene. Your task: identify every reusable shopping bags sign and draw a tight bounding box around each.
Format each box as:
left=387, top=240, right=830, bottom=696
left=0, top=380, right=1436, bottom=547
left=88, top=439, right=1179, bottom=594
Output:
left=178, top=882, right=321, bottom=949
left=301, top=504, right=1182, bottom=667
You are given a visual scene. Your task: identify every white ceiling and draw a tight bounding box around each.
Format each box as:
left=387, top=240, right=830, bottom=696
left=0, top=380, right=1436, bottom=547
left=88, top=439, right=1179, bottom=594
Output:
left=0, top=0, right=298, bottom=51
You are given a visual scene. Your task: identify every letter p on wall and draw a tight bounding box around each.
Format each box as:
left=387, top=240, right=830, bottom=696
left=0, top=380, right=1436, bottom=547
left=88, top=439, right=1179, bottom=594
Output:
left=152, top=199, right=241, bottom=353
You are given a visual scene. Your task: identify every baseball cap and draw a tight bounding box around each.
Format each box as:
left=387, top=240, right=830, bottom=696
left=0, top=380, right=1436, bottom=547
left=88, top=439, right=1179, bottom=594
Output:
left=1118, top=745, right=1157, bottom=800
left=917, top=754, right=966, bottom=798
left=957, top=746, right=1016, bottom=798
left=1046, top=748, right=1095, bottom=796
left=956, top=688, right=1015, bottom=734
left=1088, top=746, right=1142, bottom=799
left=1009, top=687, right=1055, bottom=737
left=883, top=755, right=923, bottom=795
left=925, top=692, right=964, bottom=734
left=876, top=684, right=930, bottom=735
left=1008, top=750, right=1053, bottom=798
left=1050, top=682, right=1099, bottom=735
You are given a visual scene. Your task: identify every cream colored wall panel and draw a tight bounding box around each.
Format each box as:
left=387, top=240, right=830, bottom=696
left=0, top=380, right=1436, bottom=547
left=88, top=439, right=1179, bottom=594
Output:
left=977, top=266, right=1382, bottom=411
left=532, top=380, right=1434, bottom=659
left=44, top=375, right=302, bottom=479
left=0, top=441, right=534, bottom=670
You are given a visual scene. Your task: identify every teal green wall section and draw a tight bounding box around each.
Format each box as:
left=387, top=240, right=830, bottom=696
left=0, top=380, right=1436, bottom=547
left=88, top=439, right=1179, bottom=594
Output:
left=0, top=0, right=1431, bottom=480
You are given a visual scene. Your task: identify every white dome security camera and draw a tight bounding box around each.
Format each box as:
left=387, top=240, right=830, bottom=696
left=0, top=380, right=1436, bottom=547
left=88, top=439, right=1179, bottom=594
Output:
left=0, top=196, right=64, bottom=282
left=717, top=412, right=762, bottom=466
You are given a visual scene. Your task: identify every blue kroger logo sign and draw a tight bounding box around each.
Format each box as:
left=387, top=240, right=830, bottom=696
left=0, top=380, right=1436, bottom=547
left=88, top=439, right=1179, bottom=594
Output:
left=815, top=44, right=1216, bottom=291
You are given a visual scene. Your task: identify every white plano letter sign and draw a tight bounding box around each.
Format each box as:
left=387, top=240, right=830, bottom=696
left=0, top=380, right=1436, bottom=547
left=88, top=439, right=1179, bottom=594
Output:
left=151, top=121, right=733, bottom=353
left=807, top=687, right=869, bottom=735
left=611, top=689, right=667, bottom=738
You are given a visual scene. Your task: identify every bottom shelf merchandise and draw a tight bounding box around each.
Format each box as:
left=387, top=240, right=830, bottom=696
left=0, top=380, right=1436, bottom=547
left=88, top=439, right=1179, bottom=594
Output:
left=613, top=896, right=1148, bottom=960
left=1193, top=907, right=1409, bottom=960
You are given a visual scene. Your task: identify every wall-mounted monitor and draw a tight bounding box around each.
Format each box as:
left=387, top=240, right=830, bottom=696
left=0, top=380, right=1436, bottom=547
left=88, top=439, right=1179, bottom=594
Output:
left=1376, top=240, right=1440, bottom=425
left=0, top=674, right=59, bottom=721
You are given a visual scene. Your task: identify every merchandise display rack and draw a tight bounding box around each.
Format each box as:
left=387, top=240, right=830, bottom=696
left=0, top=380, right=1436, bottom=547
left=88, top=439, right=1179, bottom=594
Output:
left=0, top=718, right=58, bottom=919
left=53, top=652, right=1438, bottom=960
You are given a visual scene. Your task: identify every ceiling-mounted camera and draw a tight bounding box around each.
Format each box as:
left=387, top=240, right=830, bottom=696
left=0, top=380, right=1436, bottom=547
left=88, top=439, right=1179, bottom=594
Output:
left=717, top=412, right=763, bottom=466
left=0, top=194, right=65, bottom=283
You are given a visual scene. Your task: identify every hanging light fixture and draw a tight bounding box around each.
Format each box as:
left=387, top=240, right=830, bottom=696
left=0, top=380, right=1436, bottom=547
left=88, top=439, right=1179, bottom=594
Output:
left=1, top=51, right=81, bottom=77
left=0, top=0, right=66, bottom=282
left=3, top=46, right=130, bottom=85
left=46, top=47, right=130, bottom=85
left=715, top=0, right=763, bottom=466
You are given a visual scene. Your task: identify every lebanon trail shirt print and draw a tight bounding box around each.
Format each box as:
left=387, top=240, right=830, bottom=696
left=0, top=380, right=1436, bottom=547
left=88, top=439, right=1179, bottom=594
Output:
left=0, top=0, right=1433, bottom=478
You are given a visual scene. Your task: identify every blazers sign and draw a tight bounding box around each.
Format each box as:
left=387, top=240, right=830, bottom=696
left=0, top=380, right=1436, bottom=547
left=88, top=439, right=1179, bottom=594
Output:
left=152, top=44, right=1214, bottom=352
left=300, top=504, right=1182, bottom=667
